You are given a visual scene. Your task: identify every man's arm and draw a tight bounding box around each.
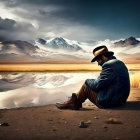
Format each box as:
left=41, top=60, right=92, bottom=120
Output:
left=85, top=64, right=116, bottom=91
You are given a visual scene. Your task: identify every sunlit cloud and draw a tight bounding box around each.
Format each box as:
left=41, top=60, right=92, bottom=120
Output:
left=0, top=4, right=16, bottom=19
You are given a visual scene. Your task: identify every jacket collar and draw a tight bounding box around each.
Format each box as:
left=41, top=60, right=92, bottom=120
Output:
left=104, top=55, right=116, bottom=63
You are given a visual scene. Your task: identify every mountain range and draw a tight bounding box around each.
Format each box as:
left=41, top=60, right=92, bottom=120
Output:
left=0, top=36, right=139, bottom=63
left=37, top=37, right=83, bottom=51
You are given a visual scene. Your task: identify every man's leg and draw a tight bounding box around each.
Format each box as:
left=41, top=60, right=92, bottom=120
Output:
left=56, top=83, right=103, bottom=109
left=76, top=84, right=104, bottom=109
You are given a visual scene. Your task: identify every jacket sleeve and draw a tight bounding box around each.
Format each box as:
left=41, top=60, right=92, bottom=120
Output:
left=85, top=64, right=116, bottom=91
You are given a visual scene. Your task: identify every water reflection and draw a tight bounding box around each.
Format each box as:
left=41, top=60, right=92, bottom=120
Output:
left=0, top=71, right=139, bottom=109
left=0, top=72, right=99, bottom=109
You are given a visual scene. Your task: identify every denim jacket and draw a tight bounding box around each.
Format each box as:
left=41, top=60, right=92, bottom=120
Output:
left=85, top=56, right=130, bottom=108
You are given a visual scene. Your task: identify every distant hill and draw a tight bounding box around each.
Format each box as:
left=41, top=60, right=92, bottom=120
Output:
left=0, top=40, right=41, bottom=63
left=0, top=40, right=39, bottom=56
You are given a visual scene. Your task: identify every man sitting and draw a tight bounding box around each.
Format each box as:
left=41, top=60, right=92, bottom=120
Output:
left=56, top=45, right=130, bottom=109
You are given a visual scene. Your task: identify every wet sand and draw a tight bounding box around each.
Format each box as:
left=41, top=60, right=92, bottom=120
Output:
left=0, top=88, right=140, bottom=140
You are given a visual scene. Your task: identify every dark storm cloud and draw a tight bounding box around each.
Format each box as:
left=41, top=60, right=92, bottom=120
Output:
left=1, top=0, right=81, bottom=7
left=38, top=0, right=140, bottom=39
left=0, top=18, right=16, bottom=30
left=0, top=0, right=140, bottom=41
left=0, top=17, right=37, bottom=41
left=38, top=7, right=79, bottom=22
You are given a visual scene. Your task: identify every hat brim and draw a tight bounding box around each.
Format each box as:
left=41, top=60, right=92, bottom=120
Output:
left=91, top=51, right=114, bottom=63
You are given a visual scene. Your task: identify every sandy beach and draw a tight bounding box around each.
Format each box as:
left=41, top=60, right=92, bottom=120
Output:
left=0, top=88, right=140, bottom=140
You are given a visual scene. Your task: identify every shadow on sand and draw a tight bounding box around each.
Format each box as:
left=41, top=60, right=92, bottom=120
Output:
left=109, top=101, right=140, bottom=110
left=66, top=101, right=140, bottom=111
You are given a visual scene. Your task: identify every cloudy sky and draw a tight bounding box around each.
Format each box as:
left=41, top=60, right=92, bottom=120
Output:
left=0, top=0, right=140, bottom=42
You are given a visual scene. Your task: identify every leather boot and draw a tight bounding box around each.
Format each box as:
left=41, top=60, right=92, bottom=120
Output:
left=56, top=93, right=82, bottom=110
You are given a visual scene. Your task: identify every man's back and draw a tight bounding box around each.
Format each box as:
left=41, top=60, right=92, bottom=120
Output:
left=97, top=56, right=130, bottom=107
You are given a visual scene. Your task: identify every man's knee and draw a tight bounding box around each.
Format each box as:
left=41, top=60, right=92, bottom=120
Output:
left=81, top=83, right=88, bottom=92
left=85, top=79, right=95, bottom=89
left=82, top=83, right=87, bottom=87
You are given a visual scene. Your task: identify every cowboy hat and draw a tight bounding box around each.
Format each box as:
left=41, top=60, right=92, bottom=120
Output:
left=91, top=45, right=114, bottom=62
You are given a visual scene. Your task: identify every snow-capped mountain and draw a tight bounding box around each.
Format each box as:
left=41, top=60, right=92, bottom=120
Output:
left=113, top=37, right=140, bottom=47
left=37, top=37, right=83, bottom=51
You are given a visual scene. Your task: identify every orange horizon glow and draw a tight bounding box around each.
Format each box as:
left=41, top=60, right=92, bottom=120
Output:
left=0, top=63, right=140, bottom=72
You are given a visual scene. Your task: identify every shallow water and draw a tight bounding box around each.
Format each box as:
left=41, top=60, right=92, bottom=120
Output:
left=0, top=72, right=100, bottom=109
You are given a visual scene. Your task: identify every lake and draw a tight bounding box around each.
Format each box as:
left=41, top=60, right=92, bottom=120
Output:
left=0, top=72, right=100, bottom=109
left=0, top=71, right=139, bottom=109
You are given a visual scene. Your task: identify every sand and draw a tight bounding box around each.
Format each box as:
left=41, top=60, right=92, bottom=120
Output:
left=0, top=88, right=140, bottom=140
